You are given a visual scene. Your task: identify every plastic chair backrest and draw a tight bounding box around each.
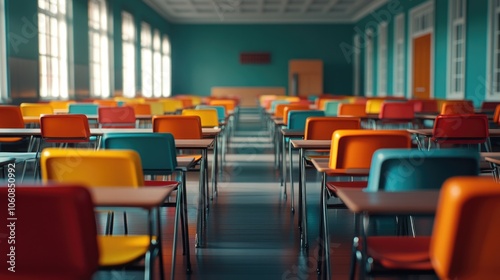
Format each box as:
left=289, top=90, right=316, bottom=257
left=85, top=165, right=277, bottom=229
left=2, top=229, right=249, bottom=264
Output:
left=0, top=186, right=99, bottom=279
left=147, top=102, right=165, bottom=115
left=283, top=104, right=310, bottom=125
left=379, top=102, right=415, bottom=119
left=196, top=105, right=226, bottom=121
left=287, top=110, right=325, bottom=130
left=431, top=177, right=500, bottom=279
left=130, top=103, right=151, bottom=115
left=209, top=99, right=236, bottom=111
left=102, top=133, right=177, bottom=175
left=41, top=148, right=145, bottom=186
left=153, top=115, right=203, bottom=139
left=20, top=103, right=54, bottom=117
left=338, top=103, right=367, bottom=117
left=160, top=99, right=184, bottom=113
left=98, top=106, right=136, bottom=128
left=40, top=114, right=91, bottom=143
left=93, top=99, right=118, bottom=107
left=68, top=103, right=99, bottom=115
left=324, top=100, right=346, bottom=116
left=365, top=99, right=385, bottom=114
left=366, top=148, right=479, bottom=191
left=329, top=130, right=411, bottom=169
left=411, top=99, right=438, bottom=113
left=481, top=101, right=500, bottom=111
left=304, top=117, right=360, bottom=140
left=440, top=101, right=474, bottom=115
left=0, top=105, right=25, bottom=128
left=274, top=103, right=290, bottom=118
left=49, top=100, right=75, bottom=110
left=432, top=114, right=489, bottom=144
left=182, top=109, right=219, bottom=127
left=493, top=104, right=500, bottom=124
left=269, top=100, right=290, bottom=114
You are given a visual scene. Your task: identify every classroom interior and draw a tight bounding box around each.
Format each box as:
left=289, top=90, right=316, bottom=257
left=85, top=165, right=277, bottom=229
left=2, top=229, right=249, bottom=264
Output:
left=1, top=0, right=500, bottom=279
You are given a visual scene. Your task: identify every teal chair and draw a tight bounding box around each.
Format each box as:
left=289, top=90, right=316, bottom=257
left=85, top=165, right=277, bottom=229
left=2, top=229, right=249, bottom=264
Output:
left=285, top=110, right=325, bottom=211
left=349, top=148, right=480, bottom=279
left=269, top=100, right=290, bottom=114
left=68, top=103, right=99, bottom=115
left=323, top=100, right=346, bottom=116
left=101, top=132, right=192, bottom=275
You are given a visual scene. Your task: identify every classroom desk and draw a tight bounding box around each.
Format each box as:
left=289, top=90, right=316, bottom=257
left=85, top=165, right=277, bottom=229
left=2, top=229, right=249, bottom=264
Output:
left=334, top=188, right=439, bottom=280
left=290, top=140, right=330, bottom=248
left=407, top=128, right=500, bottom=150
left=89, top=186, right=176, bottom=279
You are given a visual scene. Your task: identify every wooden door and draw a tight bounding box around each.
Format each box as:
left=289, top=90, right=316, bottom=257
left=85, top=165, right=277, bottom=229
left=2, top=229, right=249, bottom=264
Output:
left=412, top=34, right=432, bottom=99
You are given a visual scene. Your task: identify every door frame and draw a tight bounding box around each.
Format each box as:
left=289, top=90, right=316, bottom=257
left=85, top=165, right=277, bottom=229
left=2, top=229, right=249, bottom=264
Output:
left=407, top=0, right=435, bottom=99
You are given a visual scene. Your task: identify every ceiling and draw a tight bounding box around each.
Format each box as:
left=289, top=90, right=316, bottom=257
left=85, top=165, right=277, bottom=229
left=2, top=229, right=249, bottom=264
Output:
left=143, top=0, right=389, bottom=24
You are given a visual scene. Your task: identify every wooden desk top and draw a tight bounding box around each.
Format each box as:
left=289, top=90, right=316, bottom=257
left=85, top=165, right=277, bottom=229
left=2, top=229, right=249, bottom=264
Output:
left=175, top=139, right=214, bottom=149
left=280, top=128, right=304, bottom=137
left=310, top=158, right=369, bottom=175
left=290, top=139, right=330, bottom=149
left=88, top=186, right=175, bottom=208
left=336, top=188, right=439, bottom=215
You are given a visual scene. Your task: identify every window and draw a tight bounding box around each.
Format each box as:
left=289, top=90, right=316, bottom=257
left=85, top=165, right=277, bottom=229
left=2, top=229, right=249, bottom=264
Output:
left=153, top=29, right=162, bottom=97
left=0, top=0, right=7, bottom=101
left=38, top=0, right=70, bottom=98
left=365, top=29, right=374, bottom=97
left=449, top=0, right=466, bottom=99
left=140, top=22, right=152, bottom=97
left=489, top=0, right=500, bottom=99
left=162, top=35, right=171, bottom=97
left=393, top=14, right=405, bottom=97
left=122, top=11, right=135, bottom=98
left=377, top=22, right=388, bottom=96
left=88, top=0, right=111, bottom=98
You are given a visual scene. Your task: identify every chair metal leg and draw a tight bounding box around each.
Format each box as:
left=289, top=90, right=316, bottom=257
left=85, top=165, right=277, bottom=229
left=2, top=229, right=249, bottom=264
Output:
left=123, top=212, right=128, bottom=235
left=156, top=208, right=165, bottom=280
left=289, top=141, right=294, bottom=212
left=182, top=172, right=192, bottom=273
left=171, top=182, right=181, bottom=279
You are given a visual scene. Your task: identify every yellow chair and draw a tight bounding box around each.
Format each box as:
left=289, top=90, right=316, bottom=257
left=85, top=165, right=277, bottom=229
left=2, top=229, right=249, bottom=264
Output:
left=40, top=148, right=170, bottom=279
left=182, top=109, right=219, bottom=127
left=365, top=99, right=385, bottom=114
left=49, top=100, right=75, bottom=112
left=19, top=103, right=54, bottom=125
left=147, top=101, right=165, bottom=115
left=160, top=98, right=183, bottom=114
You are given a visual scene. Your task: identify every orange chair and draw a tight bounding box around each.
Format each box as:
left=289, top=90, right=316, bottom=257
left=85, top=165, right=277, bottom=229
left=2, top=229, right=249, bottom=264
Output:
left=153, top=115, right=202, bottom=139
left=93, top=99, right=118, bottom=107
left=129, top=103, right=151, bottom=115
left=304, top=117, right=361, bottom=140
left=440, top=101, right=474, bottom=115
left=0, top=185, right=99, bottom=279
left=0, top=105, right=26, bottom=143
left=98, top=106, right=136, bottom=128
left=274, top=103, right=290, bottom=119
left=317, top=130, right=412, bottom=278
left=410, top=99, right=438, bottom=113
left=40, top=114, right=92, bottom=146
left=338, top=103, right=367, bottom=117
left=431, top=176, right=500, bottom=279
left=209, top=99, right=237, bottom=112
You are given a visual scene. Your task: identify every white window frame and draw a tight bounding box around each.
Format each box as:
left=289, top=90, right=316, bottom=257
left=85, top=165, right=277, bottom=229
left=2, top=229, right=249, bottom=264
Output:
left=407, top=0, right=435, bottom=99
left=365, top=29, right=374, bottom=97
left=377, top=21, right=388, bottom=96
left=447, top=0, right=466, bottom=99
left=140, top=22, right=152, bottom=98
left=353, top=34, right=360, bottom=96
left=162, top=35, right=171, bottom=97
left=88, top=0, right=111, bottom=98
left=0, top=0, right=7, bottom=101
left=393, top=14, right=405, bottom=97
left=152, top=29, right=162, bottom=97
left=122, top=11, right=135, bottom=98
left=38, top=0, right=70, bottom=99
left=487, top=0, right=500, bottom=100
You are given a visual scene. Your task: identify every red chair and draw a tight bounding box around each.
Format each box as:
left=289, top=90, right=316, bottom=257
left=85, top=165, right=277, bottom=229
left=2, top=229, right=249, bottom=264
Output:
left=430, top=114, right=489, bottom=150
left=98, top=106, right=136, bottom=128
left=411, top=99, right=438, bottom=113
left=0, top=186, right=99, bottom=280
left=440, top=101, right=474, bottom=115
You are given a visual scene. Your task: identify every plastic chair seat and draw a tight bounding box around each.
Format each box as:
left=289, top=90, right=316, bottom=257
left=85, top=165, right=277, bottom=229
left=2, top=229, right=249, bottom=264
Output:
left=365, top=237, right=432, bottom=271
left=98, top=235, right=153, bottom=267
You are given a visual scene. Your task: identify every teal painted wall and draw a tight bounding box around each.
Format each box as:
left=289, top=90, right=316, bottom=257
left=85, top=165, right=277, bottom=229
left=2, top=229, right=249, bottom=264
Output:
left=171, top=24, right=354, bottom=96
left=355, top=0, right=491, bottom=106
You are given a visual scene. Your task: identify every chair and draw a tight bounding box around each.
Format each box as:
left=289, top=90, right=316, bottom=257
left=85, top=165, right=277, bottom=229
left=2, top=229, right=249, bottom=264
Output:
left=196, top=105, right=226, bottom=122
left=49, top=100, right=74, bottom=111
left=338, top=103, right=367, bottom=117
left=0, top=105, right=26, bottom=143
left=376, top=102, right=415, bottom=129
left=209, top=99, right=236, bottom=112
left=304, top=117, right=361, bottom=140
left=481, top=101, right=500, bottom=112
left=0, top=186, right=99, bottom=280
left=160, top=98, right=183, bottom=114
left=430, top=114, right=489, bottom=150
left=365, top=99, right=386, bottom=114
left=440, top=101, right=474, bottom=115
left=318, top=130, right=412, bottom=278
left=323, top=100, right=345, bottom=116
left=68, top=103, right=99, bottom=115
left=40, top=149, right=172, bottom=279
left=147, top=101, right=165, bottom=115
left=101, top=132, right=192, bottom=273
left=129, top=103, right=151, bottom=115
left=19, top=103, right=54, bottom=126
left=182, top=109, right=219, bottom=127
left=431, top=176, right=500, bottom=279
left=153, top=115, right=202, bottom=139
left=93, top=99, right=118, bottom=107
left=283, top=104, right=310, bottom=125
left=98, top=106, right=136, bottom=128
left=411, top=99, right=438, bottom=113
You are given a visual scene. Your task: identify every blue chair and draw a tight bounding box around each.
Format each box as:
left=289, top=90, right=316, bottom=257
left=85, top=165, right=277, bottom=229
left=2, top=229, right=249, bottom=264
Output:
left=101, top=132, right=193, bottom=274
left=349, top=148, right=480, bottom=279
left=366, top=148, right=480, bottom=192
left=68, top=103, right=99, bottom=115
left=285, top=110, right=324, bottom=211
left=323, top=100, right=346, bottom=116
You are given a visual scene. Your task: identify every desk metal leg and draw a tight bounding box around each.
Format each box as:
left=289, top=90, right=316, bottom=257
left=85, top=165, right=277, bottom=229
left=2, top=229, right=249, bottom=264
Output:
left=196, top=149, right=208, bottom=248
left=289, top=141, right=294, bottom=212
left=300, top=148, right=308, bottom=248
left=212, top=135, right=218, bottom=199
left=282, top=133, right=287, bottom=197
